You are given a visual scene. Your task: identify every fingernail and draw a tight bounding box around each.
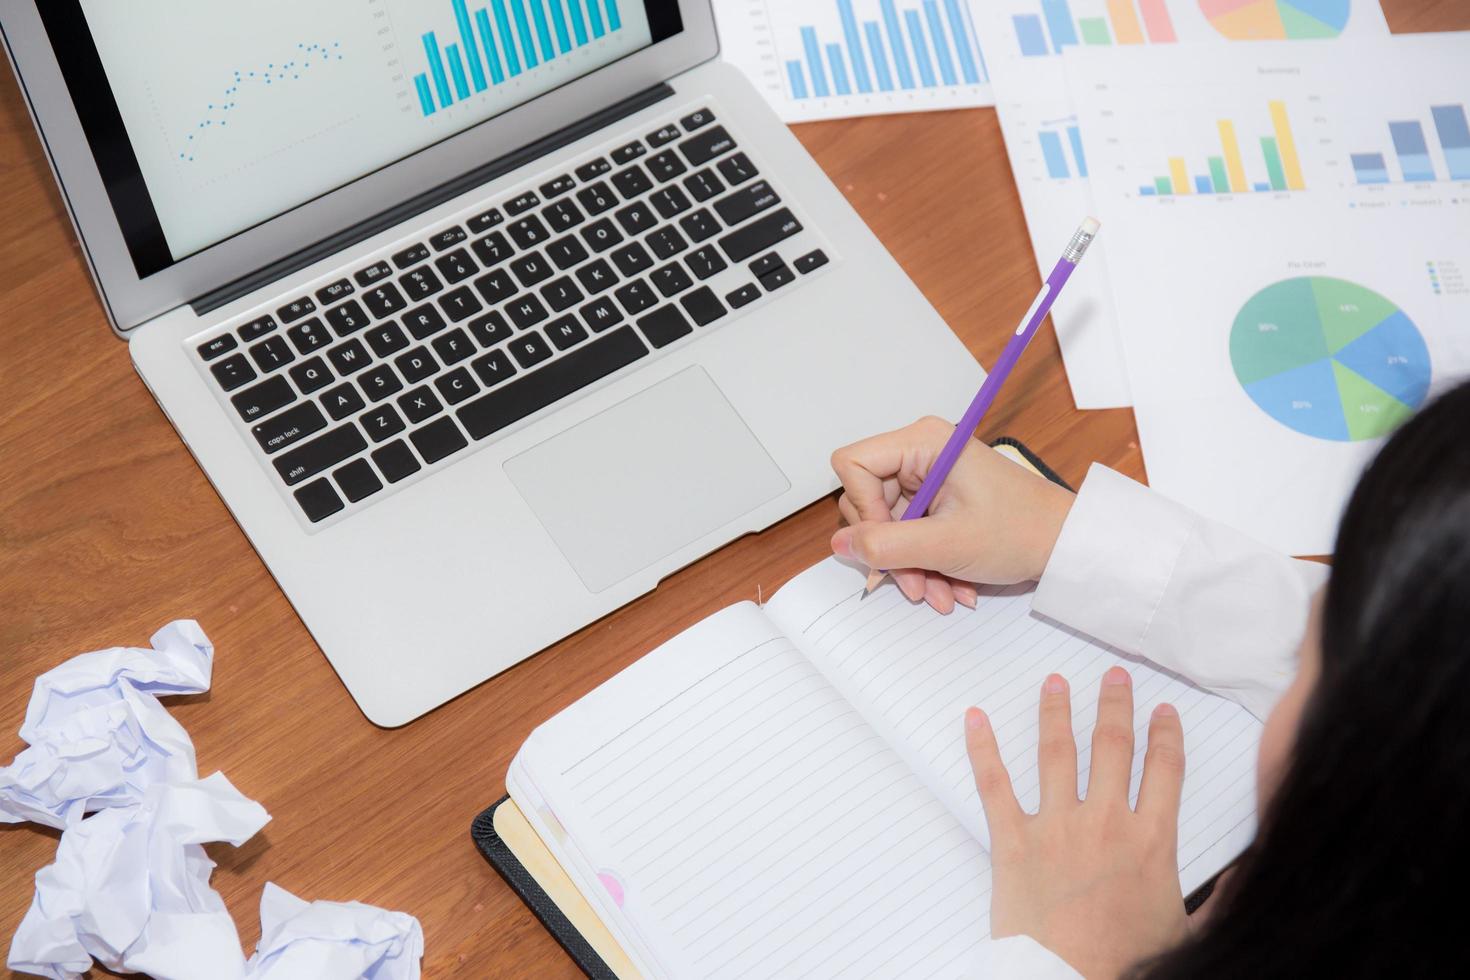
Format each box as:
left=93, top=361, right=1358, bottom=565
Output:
left=1103, top=666, right=1131, bottom=687
left=830, top=528, right=854, bottom=558
left=1153, top=703, right=1177, bottom=718
left=1043, top=673, right=1066, bottom=694
left=899, top=577, right=924, bottom=602
left=965, top=707, right=986, bottom=731
left=955, top=587, right=977, bottom=609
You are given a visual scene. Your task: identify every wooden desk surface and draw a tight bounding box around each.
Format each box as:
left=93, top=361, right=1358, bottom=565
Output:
left=2, top=3, right=1463, bottom=975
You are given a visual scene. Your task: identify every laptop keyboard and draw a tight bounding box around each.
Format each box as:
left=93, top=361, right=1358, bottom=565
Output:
left=193, top=106, right=830, bottom=526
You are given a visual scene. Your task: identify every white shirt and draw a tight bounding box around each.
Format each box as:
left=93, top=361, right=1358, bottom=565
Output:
left=970, top=463, right=1329, bottom=977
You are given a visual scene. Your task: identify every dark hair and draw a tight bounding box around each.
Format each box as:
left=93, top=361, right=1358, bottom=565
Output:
left=1135, top=379, right=1470, bottom=978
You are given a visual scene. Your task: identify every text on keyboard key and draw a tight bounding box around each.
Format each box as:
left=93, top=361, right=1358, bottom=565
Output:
left=232, top=375, right=295, bottom=422
left=238, top=315, right=277, bottom=342
left=714, top=180, right=780, bottom=226
left=289, top=356, right=333, bottom=394
left=198, top=334, right=237, bottom=361
left=277, top=297, right=317, bottom=323
left=678, top=126, right=736, bottom=166
left=252, top=401, right=327, bottom=454
left=321, top=383, right=366, bottom=420
left=315, top=278, right=354, bottom=305
left=718, top=208, right=803, bottom=262
left=250, top=336, right=295, bottom=375
left=274, top=423, right=367, bottom=485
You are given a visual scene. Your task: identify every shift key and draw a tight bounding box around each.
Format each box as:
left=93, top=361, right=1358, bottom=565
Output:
left=273, top=423, right=367, bottom=485
left=718, top=208, right=802, bottom=263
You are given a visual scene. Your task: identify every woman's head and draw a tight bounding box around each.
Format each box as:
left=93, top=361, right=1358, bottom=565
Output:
left=1139, top=378, right=1470, bottom=977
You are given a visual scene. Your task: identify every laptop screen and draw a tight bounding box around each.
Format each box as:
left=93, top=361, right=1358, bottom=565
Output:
left=38, top=1, right=684, bottom=278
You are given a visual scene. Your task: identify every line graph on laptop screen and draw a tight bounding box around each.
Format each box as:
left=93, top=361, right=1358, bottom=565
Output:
left=77, top=0, right=653, bottom=262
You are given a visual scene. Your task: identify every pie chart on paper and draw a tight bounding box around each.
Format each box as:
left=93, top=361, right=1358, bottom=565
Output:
left=1199, top=0, right=1352, bottom=39
left=1230, top=277, right=1430, bottom=442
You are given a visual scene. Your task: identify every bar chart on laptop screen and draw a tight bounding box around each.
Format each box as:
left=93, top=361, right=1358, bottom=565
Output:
left=711, top=0, right=993, bottom=122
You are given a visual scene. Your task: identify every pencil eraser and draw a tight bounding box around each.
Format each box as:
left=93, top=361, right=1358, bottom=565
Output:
left=1082, top=217, right=1101, bottom=235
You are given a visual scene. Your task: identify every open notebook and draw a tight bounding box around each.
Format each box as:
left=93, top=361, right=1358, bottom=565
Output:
left=498, top=555, right=1263, bottom=978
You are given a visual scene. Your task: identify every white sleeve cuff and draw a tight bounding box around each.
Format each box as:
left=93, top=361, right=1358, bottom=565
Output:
left=967, top=935, right=1082, bottom=979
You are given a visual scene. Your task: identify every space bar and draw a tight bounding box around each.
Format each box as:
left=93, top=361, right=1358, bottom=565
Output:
left=457, top=326, right=649, bottom=440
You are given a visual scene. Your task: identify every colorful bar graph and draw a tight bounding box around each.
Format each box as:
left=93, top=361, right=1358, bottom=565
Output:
left=1194, top=175, right=1213, bottom=193
left=904, top=10, right=937, bottom=88
left=943, top=0, right=981, bottom=83
left=1351, top=152, right=1390, bottom=184
left=1168, top=156, right=1190, bottom=194
left=788, top=1, right=985, bottom=100
left=414, top=73, right=436, bottom=115
left=1217, top=120, right=1247, bottom=192
left=1261, top=136, right=1287, bottom=190
left=881, top=0, right=915, bottom=90
left=1107, top=0, right=1145, bottom=44
left=839, top=1, right=874, bottom=93
left=1040, top=130, right=1070, bottom=178
left=1014, top=14, right=1049, bottom=57
left=1140, top=106, right=1306, bottom=197
left=826, top=43, right=852, bottom=94
left=1154, top=176, right=1172, bottom=194
left=787, top=60, right=809, bottom=99
left=1066, top=124, right=1087, bottom=177
left=1079, top=17, right=1111, bottom=45
left=446, top=43, right=470, bottom=100
left=423, top=32, right=452, bottom=108
left=1432, top=105, right=1470, bottom=180
left=493, top=1, right=522, bottom=77
left=567, top=0, right=588, bottom=45
left=511, top=0, right=539, bottom=68
left=529, top=0, right=555, bottom=61
left=923, top=1, right=957, bottom=86
left=475, top=8, right=506, bottom=85
left=1041, top=0, right=1078, bottom=50
left=865, top=21, right=895, bottom=91
left=1136, top=0, right=1177, bottom=43
left=1208, top=155, right=1230, bottom=193
left=1268, top=100, right=1305, bottom=191
left=454, top=0, right=487, bottom=92
left=548, top=0, right=571, bottom=53
left=802, top=26, right=831, bottom=98
left=1390, top=120, right=1435, bottom=181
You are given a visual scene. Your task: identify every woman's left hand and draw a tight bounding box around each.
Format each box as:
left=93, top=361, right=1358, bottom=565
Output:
left=965, top=667, right=1190, bottom=978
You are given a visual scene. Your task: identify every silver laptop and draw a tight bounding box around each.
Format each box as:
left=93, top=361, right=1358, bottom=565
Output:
left=3, top=0, right=981, bottom=725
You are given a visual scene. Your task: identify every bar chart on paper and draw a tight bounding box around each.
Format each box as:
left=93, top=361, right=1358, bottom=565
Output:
left=711, top=0, right=992, bottom=122
left=1134, top=99, right=1309, bottom=196
left=1349, top=104, right=1470, bottom=186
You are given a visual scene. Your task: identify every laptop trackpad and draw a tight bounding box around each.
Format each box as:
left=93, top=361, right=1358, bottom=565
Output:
left=504, top=367, right=791, bottom=593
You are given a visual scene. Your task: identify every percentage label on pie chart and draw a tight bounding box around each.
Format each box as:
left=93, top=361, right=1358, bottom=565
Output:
left=1230, top=277, right=1430, bottom=442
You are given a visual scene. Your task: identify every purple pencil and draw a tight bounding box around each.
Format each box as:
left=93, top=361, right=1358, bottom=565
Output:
left=863, top=217, right=1101, bottom=597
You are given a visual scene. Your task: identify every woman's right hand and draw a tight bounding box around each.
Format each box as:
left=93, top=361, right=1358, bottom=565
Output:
left=829, top=417, right=1077, bottom=612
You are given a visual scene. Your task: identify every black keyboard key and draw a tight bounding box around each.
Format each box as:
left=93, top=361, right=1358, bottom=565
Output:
left=684, top=168, right=725, bottom=202
left=508, top=331, right=553, bottom=369
left=637, top=305, right=693, bottom=349
left=580, top=218, right=624, bottom=253
left=471, top=348, right=518, bottom=388
left=611, top=242, right=654, bottom=277
left=315, top=278, right=354, bottom=305
left=647, top=124, right=681, bottom=146
left=545, top=199, right=585, bottom=232
left=468, top=310, right=514, bottom=349
left=361, top=404, right=406, bottom=443
left=647, top=227, right=688, bottom=259
left=410, top=417, right=469, bottom=464
left=333, top=459, right=383, bottom=503
left=274, top=423, right=367, bottom=485
left=398, top=385, right=444, bottom=424
left=392, top=242, right=431, bottom=269
left=576, top=157, right=611, bottom=181
left=435, top=367, right=481, bottom=405
left=611, top=165, right=654, bottom=200
left=429, top=226, right=467, bottom=251
left=681, top=286, right=727, bottom=327
left=238, top=315, right=278, bottom=342
left=615, top=280, right=658, bottom=315
left=373, top=441, right=421, bottom=483
left=197, top=334, right=238, bottom=361
left=249, top=335, right=295, bottom=373
left=294, top=479, right=344, bottom=523
left=506, top=191, right=540, bottom=215
left=277, top=297, right=317, bottom=323
left=650, top=186, right=693, bottom=219
left=252, top=401, right=326, bottom=454
left=715, top=180, right=781, bottom=227
left=232, top=375, right=295, bottom=422
left=547, top=234, right=591, bottom=270
left=458, top=326, right=648, bottom=440
left=761, top=265, right=796, bottom=291
left=685, top=245, right=728, bottom=280
left=507, top=215, right=550, bottom=249
left=438, top=284, right=483, bottom=322
left=541, top=275, right=585, bottom=312
left=508, top=294, right=550, bottom=330
left=354, top=261, right=394, bottom=287
left=540, top=174, right=576, bottom=198
left=719, top=208, right=803, bottom=262
left=726, top=284, right=761, bottom=309
left=359, top=364, right=404, bottom=402
left=431, top=327, right=475, bottom=365
left=750, top=252, right=785, bottom=278
left=646, top=150, right=688, bottom=182
left=395, top=346, right=439, bottom=384
left=679, top=209, right=721, bottom=243
left=433, top=248, right=476, bottom=284
left=680, top=108, right=715, bottom=132
left=403, top=303, right=448, bottom=340
left=467, top=207, right=504, bottom=234
left=576, top=182, right=618, bottom=215
left=610, top=141, right=646, bottom=165
left=474, top=267, right=518, bottom=305
left=324, top=300, right=370, bottom=337
left=545, top=315, right=589, bottom=351
left=795, top=249, right=830, bottom=274
left=400, top=266, right=444, bottom=301
left=288, top=317, right=333, bottom=352
left=471, top=231, right=515, bottom=267
left=679, top=125, right=736, bottom=166
left=580, top=296, right=625, bottom=333
left=717, top=152, right=759, bottom=186
left=289, top=356, right=333, bottom=394
left=614, top=201, right=658, bottom=236
left=321, top=383, right=366, bottom=420
left=365, top=321, right=410, bottom=358
left=575, top=258, right=618, bottom=295
left=511, top=253, right=553, bottom=288
left=326, top=339, right=371, bottom=376
left=651, top=262, right=694, bottom=298
left=362, top=282, right=408, bottom=319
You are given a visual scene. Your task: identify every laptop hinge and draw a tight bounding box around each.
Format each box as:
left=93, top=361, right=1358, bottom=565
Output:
left=191, top=82, right=675, bottom=317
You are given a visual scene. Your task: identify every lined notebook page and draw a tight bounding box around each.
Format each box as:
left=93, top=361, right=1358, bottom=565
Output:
left=765, top=559, right=1261, bottom=894
left=515, top=602, right=994, bottom=980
